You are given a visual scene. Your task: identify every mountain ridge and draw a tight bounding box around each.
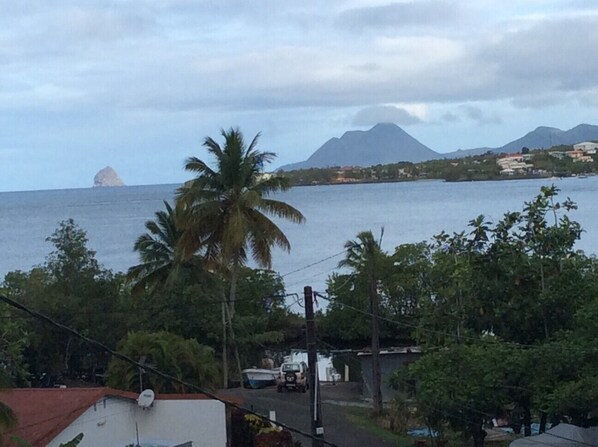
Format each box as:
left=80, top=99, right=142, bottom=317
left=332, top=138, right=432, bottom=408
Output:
left=279, top=123, right=438, bottom=170
left=442, top=123, right=598, bottom=159
left=278, top=123, right=598, bottom=170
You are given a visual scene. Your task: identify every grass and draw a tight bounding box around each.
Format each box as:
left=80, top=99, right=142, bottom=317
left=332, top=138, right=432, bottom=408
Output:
left=345, top=407, right=414, bottom=447
left=344, top=407, right=512, bottom=447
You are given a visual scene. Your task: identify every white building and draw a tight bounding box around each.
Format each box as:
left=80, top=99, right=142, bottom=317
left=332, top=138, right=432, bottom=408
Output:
left=497, top=154, right=533, bottom=174
left=573, top=142, right=598, bottom=153
left=1, top=388, right=227, bottom=447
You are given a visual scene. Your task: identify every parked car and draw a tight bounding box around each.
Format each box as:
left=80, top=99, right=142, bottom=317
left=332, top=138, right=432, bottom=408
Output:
left=277, top=361, right=309, bottom=392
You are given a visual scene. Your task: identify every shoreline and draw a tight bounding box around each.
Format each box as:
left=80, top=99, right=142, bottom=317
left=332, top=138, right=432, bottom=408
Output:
left=288, top=173, right=594, bottom=188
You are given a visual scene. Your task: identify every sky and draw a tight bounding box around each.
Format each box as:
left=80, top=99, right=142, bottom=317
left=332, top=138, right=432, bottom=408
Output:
left=2, top=0, right=598, bottom=192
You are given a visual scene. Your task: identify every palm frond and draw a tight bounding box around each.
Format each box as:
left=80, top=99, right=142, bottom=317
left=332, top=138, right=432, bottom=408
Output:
left=257, top=198, right=305, bottom=223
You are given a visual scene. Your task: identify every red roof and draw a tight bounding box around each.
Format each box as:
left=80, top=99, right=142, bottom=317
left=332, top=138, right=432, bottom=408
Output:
left=1, top=388, right=136, bottom=446
left=0, top=388, right=220, bottom=447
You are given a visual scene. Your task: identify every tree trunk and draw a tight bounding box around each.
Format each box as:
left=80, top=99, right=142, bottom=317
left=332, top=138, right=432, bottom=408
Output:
left=221, top=300, right=228, bottom=388
left=539, top=412, right=547, bottom=434
left=64, top=336, right=73, bottom=371
left=523, top=406, right=532, bottom=437
left=225, top=299, right=243, bottom=384
left=539, top=260, right=550, bottom=339
left=229, top=262, right=239, bottom=319
left=369, top=270, right=383, bottom=415
left=226, top=261, right=242, bottom=383
left=471, top=420, right=486, bottom=447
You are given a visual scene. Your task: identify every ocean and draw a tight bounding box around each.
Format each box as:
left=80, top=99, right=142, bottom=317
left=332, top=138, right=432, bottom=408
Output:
left=1, top=177, right=597, bottom=296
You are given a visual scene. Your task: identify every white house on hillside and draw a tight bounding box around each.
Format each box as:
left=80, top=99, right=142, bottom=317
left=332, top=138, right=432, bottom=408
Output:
left=573, top=142, right=598, bottom=153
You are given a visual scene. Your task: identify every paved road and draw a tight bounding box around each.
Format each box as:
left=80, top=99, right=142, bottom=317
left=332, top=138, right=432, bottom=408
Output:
left=222, top=383, right=396, bottom=447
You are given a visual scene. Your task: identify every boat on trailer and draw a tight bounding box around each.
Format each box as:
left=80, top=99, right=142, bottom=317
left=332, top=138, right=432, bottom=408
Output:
left=241, top=368, right=278, bottom=389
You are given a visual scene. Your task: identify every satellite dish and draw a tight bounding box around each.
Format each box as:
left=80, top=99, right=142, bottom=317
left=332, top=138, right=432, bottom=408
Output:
left=137, top=389, right=155, bottom=408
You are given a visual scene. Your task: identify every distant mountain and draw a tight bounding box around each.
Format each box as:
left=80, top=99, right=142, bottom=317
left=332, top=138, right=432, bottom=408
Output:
left=279, top=123, right=598, bottom=171
left=278, top=123, right=439, bottom=171
left=443, top=124, right=598, bottom=158
left=496, top=124, right=598, bottom=153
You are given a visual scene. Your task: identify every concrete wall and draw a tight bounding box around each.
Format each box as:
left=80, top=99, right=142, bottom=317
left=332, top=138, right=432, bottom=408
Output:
left=48, top=397, right=226, bottom=447
left=360, top=352, right=420, bottom=401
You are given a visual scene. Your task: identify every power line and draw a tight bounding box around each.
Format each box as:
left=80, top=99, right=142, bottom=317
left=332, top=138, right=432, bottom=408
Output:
left=319, top=340, right=590, bottom=447
left=313, top=291, right=598, bottom=355
left=0, top=294, right=340, bottom=447
left=318, top=290, right=595, bottom=447
left=281, top=250, right=346, bottom=278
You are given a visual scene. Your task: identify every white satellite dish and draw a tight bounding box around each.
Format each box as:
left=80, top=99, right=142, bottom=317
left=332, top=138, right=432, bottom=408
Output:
left=137, top=389, right=155, bottom=408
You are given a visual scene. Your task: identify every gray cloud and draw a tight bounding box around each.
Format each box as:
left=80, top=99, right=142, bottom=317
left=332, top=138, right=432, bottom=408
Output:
left=352, top=105, right=422, bottom=126
left=337, top=1, right=459, bottom=31
left=3, top=0, right=598, bottom=191
left=442, top=112, right=460, bottom=123
left=459, top=105, right=502, bottom=125
left=486, top=17, right=598, bottom=92
left=4, top=2, right=598, bottom=115
left=511, top=93, right=569, bottom=109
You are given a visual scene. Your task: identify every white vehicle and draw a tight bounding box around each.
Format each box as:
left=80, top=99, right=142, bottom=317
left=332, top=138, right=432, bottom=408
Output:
left=276, top=361, right=309, bottom=392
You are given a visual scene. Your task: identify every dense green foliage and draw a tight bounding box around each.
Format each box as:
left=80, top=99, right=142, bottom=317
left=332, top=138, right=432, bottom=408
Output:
left=107, top=331, right=219, bottom=392
left=281, top=146, right=598, bottom=185
left=320, top=186, right=598, bottom=446
left=0, top=128, right=305, bottom=398
left=0, top=220, right=301, bottom=390
left=1, top=126, right=597, bottom=447
left=176, top=128, right=305, bottom=383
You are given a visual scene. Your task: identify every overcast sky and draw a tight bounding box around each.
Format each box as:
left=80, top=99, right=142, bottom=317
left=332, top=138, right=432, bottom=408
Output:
left=2, top=0, right=598, bottom=191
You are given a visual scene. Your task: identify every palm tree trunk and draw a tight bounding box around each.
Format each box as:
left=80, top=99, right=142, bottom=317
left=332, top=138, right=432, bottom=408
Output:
left=229, top=262, right=238, bottom=319
left=227, top=260, right=243, bottom=382
left=221, top=300, right=228, bottom=388
left=224, top=300, right=243, bottom=383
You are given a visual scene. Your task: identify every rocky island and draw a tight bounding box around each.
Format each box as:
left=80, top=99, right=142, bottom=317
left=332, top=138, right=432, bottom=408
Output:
left=93, top=166, right=124, bottom=187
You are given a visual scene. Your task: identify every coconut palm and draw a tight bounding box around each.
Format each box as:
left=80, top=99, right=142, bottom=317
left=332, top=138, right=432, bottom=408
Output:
left=127, top=201, right=204, bottom=295
left=176, top=127, right=305, bottom=382
left=339, top=229, right=387, bottom=414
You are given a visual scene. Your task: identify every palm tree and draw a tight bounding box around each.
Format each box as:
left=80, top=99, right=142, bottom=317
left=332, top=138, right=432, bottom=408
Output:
left=176, top=127, right=305, bottom=384
left=127, top=201, right=204, bottom=295
left=339, top=229, right=386, bottom=414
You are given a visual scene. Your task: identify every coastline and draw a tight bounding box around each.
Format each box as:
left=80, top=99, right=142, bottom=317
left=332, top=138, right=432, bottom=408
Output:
left=288, top=173, right=594, bottom=188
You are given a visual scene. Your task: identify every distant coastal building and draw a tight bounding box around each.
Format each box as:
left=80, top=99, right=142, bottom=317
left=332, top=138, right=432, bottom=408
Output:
left=334, top=166, right=360, bottom=183
left=497, top=153, right=533, bottom=175
left=566, top=150, right=593, bottom=162
left=573, top=142, right=598, bottom=153
left=549, top=151, right=566, bottom=160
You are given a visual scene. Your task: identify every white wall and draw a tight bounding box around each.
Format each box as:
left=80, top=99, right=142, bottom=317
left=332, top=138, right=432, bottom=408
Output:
left=48, top=397, right=226, bottom=447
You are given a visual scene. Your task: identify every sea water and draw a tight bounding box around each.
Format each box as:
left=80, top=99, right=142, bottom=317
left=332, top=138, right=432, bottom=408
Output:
left=1, top=177, right=597, bottom=296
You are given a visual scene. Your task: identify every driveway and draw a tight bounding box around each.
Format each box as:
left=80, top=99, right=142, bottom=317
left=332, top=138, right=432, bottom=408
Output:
left=222, top=382, right=397, bottom=447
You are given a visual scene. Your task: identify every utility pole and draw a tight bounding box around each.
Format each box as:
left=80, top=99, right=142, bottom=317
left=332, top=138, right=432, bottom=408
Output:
left=369, top=267, right=383, bottom=414
left=304, top=286, right=324, bottom=447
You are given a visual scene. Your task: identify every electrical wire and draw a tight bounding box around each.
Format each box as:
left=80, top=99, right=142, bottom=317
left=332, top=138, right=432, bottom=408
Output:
left=317, top=339, right=589, bottom=447
left=312, top=291, right=598, bottom=355
left=281, top=250, right=346, bottom=278
left=0, top=294, right=339, bottom=447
